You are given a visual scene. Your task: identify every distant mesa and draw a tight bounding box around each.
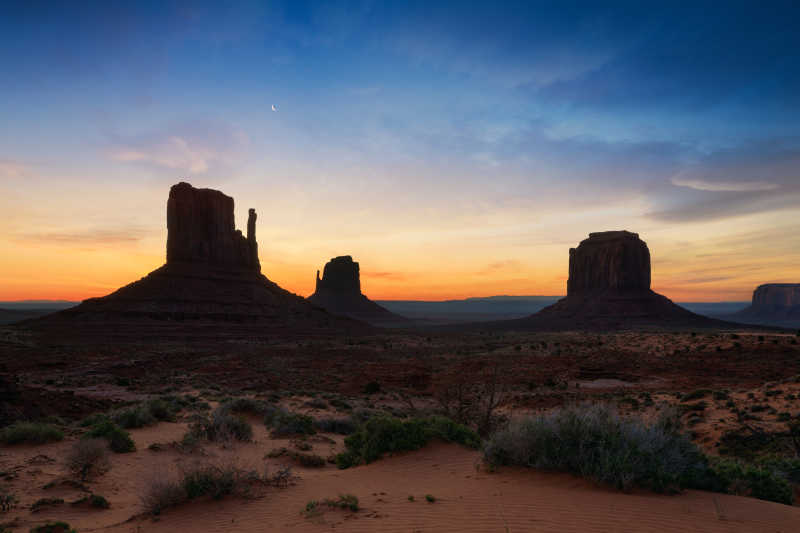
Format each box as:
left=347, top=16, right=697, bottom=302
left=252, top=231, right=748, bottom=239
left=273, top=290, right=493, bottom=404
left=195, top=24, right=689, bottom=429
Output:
left=29, top=182, right=360, bottom=338
left=496, top=231, right=735, bottom=330
left=308, top=256, right=409, bottom=327
left=734, top=283, right=800, bottom=327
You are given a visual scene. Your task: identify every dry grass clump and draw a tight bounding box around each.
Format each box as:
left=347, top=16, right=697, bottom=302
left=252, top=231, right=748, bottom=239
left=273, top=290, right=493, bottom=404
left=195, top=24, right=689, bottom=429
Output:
left=66, top=438, right=110, bottom=481
left=141, top=461, right=292, bottom=515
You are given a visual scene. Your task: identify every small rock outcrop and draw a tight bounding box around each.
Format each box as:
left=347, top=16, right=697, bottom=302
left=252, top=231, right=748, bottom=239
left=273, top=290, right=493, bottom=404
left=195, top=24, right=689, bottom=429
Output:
left=30, top=182, right=361, bottom=338
left=166, top=182, right=259, bottom=271
left=735, top=283, right=800, bottom=327
left=308, top=256, right=408, bottom=327
left=496, top=230, right=734, bottom=331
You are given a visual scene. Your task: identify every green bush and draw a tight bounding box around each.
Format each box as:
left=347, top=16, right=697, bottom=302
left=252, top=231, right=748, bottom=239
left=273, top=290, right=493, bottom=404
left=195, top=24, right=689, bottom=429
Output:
left=112, top=405, right=155, bottom=429
left=709, top=458, right=793, bottom=505
left=483, top=404, right=711, bottom=493
left=84, top=420, right=135, bottom=453
left=267, top=410, right=315, bottom=437
left=483, top=404, right=796, bottom=505
left=313, top=417, right=357, bottom=435
left=336, top=416, right=479, bottom=468
left=219, top=397, right=268, bottom=416
left=0, top=422, right=63, bottom=445
left=29, top=522, right=76, bottom=533
left=181, top=465, right=236, bottom=500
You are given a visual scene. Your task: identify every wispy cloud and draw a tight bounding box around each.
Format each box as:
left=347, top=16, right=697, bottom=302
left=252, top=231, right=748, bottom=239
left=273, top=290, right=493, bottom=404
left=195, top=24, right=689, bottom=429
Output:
left=0, top=159, right=31, bottom=179
left=16, top=228, right=152, bottom=247
left=106, top=119, right=249, bottom=175
left=670, top=176, right=779, bottom=192
left=362, top=271, right=408, bottom=281
left=479, top=260, right=524, bottom=275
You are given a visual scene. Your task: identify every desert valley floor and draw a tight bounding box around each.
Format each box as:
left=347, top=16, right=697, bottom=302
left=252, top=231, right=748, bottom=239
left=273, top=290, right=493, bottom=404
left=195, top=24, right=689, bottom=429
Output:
left=2, top=327, right=800, bottom=531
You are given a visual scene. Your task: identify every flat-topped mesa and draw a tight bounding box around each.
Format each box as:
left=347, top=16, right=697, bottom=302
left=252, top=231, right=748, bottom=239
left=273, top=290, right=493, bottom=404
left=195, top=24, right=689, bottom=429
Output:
left=567, top=230, right=651, bottom=295
left=166, top=182, right=259, bottom=271
left=751, top=284, right=800, bottom=311
left=315, top=256, right=361, bottom=294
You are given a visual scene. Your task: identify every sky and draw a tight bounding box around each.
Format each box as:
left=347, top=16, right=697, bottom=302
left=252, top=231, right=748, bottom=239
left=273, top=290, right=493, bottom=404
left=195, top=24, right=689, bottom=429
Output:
left=1, top=1, right=799, bottom=302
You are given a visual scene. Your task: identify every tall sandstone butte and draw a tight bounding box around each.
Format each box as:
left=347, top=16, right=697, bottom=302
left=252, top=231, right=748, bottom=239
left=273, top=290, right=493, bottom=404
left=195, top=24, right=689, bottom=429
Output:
left=166, top=182, right=259, bottom=271
left=308, top=256, right=408, bottom=326
left=497, top=230, right=731, bottom=330
left=567, top=231, right=651, bottom=294
left=30, top=182, right=358, bottom=337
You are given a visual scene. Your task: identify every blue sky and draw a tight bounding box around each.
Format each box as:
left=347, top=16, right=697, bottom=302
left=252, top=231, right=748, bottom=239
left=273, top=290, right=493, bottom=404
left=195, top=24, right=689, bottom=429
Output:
left=1, top=1, right=799, bottom=300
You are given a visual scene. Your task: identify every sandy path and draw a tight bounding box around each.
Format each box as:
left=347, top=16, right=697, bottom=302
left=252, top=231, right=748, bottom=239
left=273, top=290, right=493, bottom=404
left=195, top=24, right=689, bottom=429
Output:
left=101, top=442, right=800, bottom=533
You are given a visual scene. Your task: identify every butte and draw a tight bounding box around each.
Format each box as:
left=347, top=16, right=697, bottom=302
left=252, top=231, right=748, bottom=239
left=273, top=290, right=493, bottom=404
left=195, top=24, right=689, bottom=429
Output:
left=28, top=182, right=361, bottom=340
left=307, top=256, right=409, bottom=327
left=494, top=231, right=739, bottom=331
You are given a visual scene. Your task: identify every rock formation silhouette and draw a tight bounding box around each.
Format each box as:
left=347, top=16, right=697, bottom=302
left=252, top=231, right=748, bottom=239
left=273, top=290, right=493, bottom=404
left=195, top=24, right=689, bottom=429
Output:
left=30, top=182, right=359, bottom=339
left=734, top=283, right=800, bottom=327
left=494, top=231, right=735, bottom=330
left=308, top=256, right=408, bottom=327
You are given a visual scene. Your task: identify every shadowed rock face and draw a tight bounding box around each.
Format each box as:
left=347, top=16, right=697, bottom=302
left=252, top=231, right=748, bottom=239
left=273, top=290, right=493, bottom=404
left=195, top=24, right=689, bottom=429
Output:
left=166, top=182, right=259, bottom=271
left=309, top=256, right=408, bottom=327
left=315, top=256, right=361, bottom=294
left=568, top=231, right=650, bottom=294
left=735, top=284, right=800, bottom=327
left=751, top=284, right=800, bottom=310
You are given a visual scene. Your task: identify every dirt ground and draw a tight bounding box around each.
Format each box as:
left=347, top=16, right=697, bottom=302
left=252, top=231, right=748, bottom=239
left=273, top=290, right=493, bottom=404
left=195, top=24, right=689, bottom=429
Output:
left=1, top=326, right=800, bottom=531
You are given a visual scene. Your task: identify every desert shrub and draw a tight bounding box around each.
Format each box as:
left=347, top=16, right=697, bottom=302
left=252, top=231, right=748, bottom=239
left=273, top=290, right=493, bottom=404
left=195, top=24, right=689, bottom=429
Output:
left=189, top=408, right=253, bottom=442
left=181, top=464, right=237, bottom=500
left=709, top=458, right=793, bottom=505
left=30, top=497, right=64, bottom=512
left=0, top=422, right=63, bottom=445
left=682, top=389, right=711, bottom=401
left=313, top=416, right=357, bottom=435
left=305, top=397, right=328, bottom=409
left=753, top=455, right=800, bottom=485
left=142, top=462, right=270, bottom=515
left=146, top=397, right=181, bottom=421
left=425, top=494, right=436, bottom=503
left=84, top=420, right=135, bottom=453
left=336, top=415, right=479, bottom=469
left=71, top=493, right=110, bottom=509
left=78, top=413, right=109, bottom=428
left=483, top=404, right=712, bottom=493
left=29, top=522, right=76, bottom=533
left=0, top=490, right=17, bottom=512
left=329, top=398, right=353, bottom=411
left=363, top=381, right=381, bottom=394
left=66, top=438, right=110, bottom=481
left=220, top=397, right=268, bottom=416
left=292, top=452, right=326, bottom=468
left=112, top=405, right=156, bottom=429
left=263, top=404, right=289, bottom=425
left=267, top=410, right=315, bottom=437
left=141, top=477, right=187, bottom=515
left=305, top=494, right=359, bottom=515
